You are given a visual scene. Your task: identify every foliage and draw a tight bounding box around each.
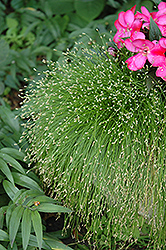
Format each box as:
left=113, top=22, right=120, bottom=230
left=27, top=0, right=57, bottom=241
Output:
left=21, top=35, right=166, bottom=249
left=0, top=0, right=151, bottom=100
left=0, top=105, right=72, bottom=250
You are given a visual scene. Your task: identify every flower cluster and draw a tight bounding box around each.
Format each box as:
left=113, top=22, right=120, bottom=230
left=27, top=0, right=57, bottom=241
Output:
left=111, top=2, right=166, bottom=81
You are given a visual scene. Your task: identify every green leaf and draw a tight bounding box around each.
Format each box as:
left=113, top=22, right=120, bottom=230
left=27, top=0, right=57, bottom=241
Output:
left=0, top=106, right=20, bottom=133
left=9, top=205, right=24, bottom=247
left=44, top=237, right=73, bottom=250
left=11, top=0, right=24, bottom=9
left=13, top=189, right=44, bottom=205
left=36, top=203, right=72, bottom=213
left=0, top=207, right=5, bottom=229
left=0, top=81, right=5, bottom=95
left=74, top=0, right=105, bottom=22
left=19, top=234, right=50, bottom=250
left=0, top=244, right=7, bottom=250
left=0, top=153, right=25, bottom=174
left=12, top=172, right=42, bottom=191
left=0, top=158, right=14, bottom=184
left=22, top=208, right=32, bottom=250
left=149, top=16, right=162, bottom=41
left=25, top=195, right=60, bottom=207
left=0, top=229, right=9, bottom=241
left=31, top=210, right=43, bottom=250
left=0, top=39, right=11, bottom=68
left=6, top=203, right=16, bottom=228
left=3, top=180, right=19, bottom=200
left=6, top=17, right=18, bottom=29
left=0, top=148, right=25, bottom=161
left=44, top=0, right=75, bottom=15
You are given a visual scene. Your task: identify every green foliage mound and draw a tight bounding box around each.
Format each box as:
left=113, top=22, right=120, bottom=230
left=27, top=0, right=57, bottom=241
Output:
left=21, top=40, right=166, bottom=249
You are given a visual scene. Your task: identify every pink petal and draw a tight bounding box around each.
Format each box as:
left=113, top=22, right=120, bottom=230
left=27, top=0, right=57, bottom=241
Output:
left=156, top=64, right=166, bottom=80
left=118, top=12, right=127, bottom=27
left=132, top=39, right=154, bottom=50
left=159, top=38, right=166, bottom=48
left=131, top=5, right=136, bottom=14
left=157, top=14, right=166, bottom=25
left=158, top=2, right=166, bottom=10
left=132, top=19, right=142, bottom=31
left=125, top=53, right=146, bottom=71
left=124, top=32, right=145, bottom=52
left=141, top=6, right=151, bottom=18
left=158, top=25, right=166, bottom=36
left=124, top=10, right=134, bottom=26
left=114, top=20, right=123, bottom=30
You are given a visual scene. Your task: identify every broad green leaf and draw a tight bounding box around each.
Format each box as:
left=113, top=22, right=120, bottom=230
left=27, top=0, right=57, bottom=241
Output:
left=22, top=208, right=32, bottom=250
left=44, top=0, right=74, bottom=15
left=25, top=195, right=60, bottom=207
left=0, top=229, right=9, bottom=241
left=0, top=81, right=5, bottom=95
left=74, top=0, right=105, bottom=22
left=12, top=172, right=42, bottom=191
left=0, top=39, right=11, bottom=68
left=0, top=207, right=5, bottom=229
left=0, top=244, right=7, bottom=250
left=31, top=210, right=43, bottom=250
left=7, top=242, right=18, bottom=250
left=0, top=106, right=20, bottom=133
left=3, top=180, right=19, bottom=200
left=9, top=205, right=24, bottom=247
left=149, top=17, right=162, bottom=41
left=44, top=238, right=73, bottom=250
left=0, top=153, right=25, bottom=174
left=14, top=189, right=44, bottom=205
left=20, top=234, right=51, bottom=250
left=0, top=159, right=14, bottom=184
left=6, top=17, right=18, bottom=29
left=0, top=148, right=25, bottom=161
left=13, top=189, right=26, bottom=203
left=36, top=203, right=72, bottom=213
left=11, top=0, right=24, bottom=9
left=6, top=204, right=16, bottom=228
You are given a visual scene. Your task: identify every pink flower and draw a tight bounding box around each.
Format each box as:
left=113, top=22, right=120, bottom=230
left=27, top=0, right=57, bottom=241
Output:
left=147, top=40, right=166, bottom=66
left=135, top=6, right=151, bottom=29
left=156, top=63, right=166, bottom=81
left=158, top=2, right=166, bottom=11
left=125, top=39, right=165, bottom=71
left=113, top=6, right=142, bottom=48
left=125, top=39, right=155, bottom=71
left=108, top=47, right=116, bottom=56
left=124, top=31, right=145, bottom=52
left=159, top=37, right=166, bottom=48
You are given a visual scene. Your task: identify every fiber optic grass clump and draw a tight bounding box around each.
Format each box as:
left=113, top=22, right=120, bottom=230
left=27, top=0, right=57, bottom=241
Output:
left=21, top=41, right=166, bottom=249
